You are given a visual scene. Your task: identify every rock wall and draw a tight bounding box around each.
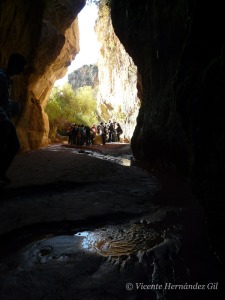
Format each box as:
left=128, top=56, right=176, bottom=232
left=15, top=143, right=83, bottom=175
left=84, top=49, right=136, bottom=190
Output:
left=95, top=5, right=140, bottom=140
left=0, top=0, right=85, bottom=151
left=110, top=0, right=225, bottom=263
left=68, top=64, right=98, bottom=90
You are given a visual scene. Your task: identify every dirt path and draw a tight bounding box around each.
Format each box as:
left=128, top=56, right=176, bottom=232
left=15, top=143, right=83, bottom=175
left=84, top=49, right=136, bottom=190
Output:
left=0, top=143, right=159, bottom=234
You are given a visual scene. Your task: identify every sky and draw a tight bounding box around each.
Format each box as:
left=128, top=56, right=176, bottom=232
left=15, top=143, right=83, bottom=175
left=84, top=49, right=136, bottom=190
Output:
left=55, top=4, right=99, bottom=86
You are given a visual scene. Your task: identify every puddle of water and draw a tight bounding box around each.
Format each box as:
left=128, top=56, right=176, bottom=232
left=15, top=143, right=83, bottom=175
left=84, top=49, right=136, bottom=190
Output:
left=116, top=157, right=131, bottom=166
left=75, top=224, right=163, bottom=257
left=75, top=231, right=89, bottom=249
left=44, top=144, right=133, bottom=166
left=87, top=152, right=132, bottom=167
left=75, top=232, right=89, bottom=238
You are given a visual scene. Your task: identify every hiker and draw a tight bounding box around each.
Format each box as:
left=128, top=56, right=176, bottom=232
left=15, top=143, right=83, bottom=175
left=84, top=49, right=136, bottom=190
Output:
left=108, top=120, right=114, bottom=142
left=85, top=125, right=91, bottom=146
left=72, top=123, right=78, bottom=145
left=112, top=122, right=117, bottom=142
left=0, top=53, right=27, bottom=183
left=90, top=124, right=97, bottom=145
left=100, top=122, right=106, bottom=145
left=116, top=123, right=123, bottom=142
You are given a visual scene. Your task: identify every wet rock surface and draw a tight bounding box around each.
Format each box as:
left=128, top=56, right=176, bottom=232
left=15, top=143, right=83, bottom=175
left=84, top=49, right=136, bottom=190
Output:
left=0, top=144, right=224, bottom=300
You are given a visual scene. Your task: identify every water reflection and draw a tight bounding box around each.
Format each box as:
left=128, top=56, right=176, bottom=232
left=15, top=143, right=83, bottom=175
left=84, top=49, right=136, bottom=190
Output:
left=117, top=157, right=131, bottom=166
left=75, top=224, right=163, bottom=257
left=88, top=153, right=132, bottom=167
left=75, top=231, right=90, bottom=249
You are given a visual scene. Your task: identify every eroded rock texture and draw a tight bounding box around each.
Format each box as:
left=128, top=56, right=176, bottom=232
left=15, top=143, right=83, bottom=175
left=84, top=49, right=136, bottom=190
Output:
left=110, top=0, right=225, bottom=263
left=0, top=0, right=85, bottom=151
left=95, top=5, right=140, bottom=140
left=68, top=64, right=98, bottom=90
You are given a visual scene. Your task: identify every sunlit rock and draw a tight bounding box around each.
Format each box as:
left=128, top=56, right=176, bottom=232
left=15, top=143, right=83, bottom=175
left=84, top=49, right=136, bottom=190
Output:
left=0, top=0, right=85, bottom=151
left=95, top=5, right=140, bottom=141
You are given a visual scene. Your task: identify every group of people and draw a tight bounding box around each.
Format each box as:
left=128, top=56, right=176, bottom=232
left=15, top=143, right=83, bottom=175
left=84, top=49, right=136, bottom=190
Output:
left=67, top=120, right=123, bottom=146
left=96, top=120, right=123, bottom=145
left=67, top=124, right=97, bottom=146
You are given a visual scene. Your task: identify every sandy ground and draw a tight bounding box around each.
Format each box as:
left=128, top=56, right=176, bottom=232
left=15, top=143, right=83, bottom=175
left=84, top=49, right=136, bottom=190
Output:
left=0, top=143, right=224, bottom=300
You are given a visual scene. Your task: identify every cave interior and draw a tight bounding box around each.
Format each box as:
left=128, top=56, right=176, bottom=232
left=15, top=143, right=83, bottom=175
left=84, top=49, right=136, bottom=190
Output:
left=0, top=0, right=225, bottom=298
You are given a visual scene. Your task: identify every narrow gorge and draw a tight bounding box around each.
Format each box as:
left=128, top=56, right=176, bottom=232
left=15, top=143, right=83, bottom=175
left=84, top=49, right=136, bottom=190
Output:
left=0, top=0, right=225, bottom=299
left=95, top=5, right=140, bottom=140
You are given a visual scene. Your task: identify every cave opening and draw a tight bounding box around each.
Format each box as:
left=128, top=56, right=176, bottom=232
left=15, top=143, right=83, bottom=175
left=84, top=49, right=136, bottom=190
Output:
left=46, top=1, right=140, bottom=147
left=1, top=0, right=225, bottom=298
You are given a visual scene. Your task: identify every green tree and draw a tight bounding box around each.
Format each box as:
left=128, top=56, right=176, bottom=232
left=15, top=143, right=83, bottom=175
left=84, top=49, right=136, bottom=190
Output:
left=74, top=86, right=98, bottom=119
left=45, top=83, right=98, bottom=136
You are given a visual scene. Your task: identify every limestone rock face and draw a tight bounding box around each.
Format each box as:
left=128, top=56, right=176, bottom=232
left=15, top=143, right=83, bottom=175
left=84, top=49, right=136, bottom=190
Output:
left=68, top=64, right=98, bottom=90
left=95, top=6, right=140, bottom=141
left=110, top=0, right=225, bottom=263
left=0, top=0, right=85, bottom=151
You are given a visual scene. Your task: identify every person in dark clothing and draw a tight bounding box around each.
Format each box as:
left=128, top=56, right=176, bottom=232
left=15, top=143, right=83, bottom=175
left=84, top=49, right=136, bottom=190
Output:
left=0, top=53, right=27, bottom=183
left=90, top=124, right=96, bottom=145
left=108, top=120, right=114, bottom=142
left=116, top=123, right=123, bottom=142
left=112, top=122, right=117, bottom=142
left=100, top=122, right=106, bottom=145
left=97, top=123, right=101, bottom=135
left=85, top=125, right=91, bottom=146
left=72, top=123, right=78, bottom=145
left=76, top=125, right=81, bottom=146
